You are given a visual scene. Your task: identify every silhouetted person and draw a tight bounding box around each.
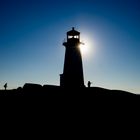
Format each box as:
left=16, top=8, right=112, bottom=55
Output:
left=87, top=81, right=91, bottom=88
left=4, top=83, right=7, bottom=90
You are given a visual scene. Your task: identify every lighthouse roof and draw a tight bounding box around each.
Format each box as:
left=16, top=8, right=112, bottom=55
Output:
left=67, top=27, right=80, bottom=35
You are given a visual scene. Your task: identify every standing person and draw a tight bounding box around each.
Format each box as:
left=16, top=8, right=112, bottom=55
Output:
left=87, top=81, right=92, bottom=88
left=4, top=83, right=7, bottom=90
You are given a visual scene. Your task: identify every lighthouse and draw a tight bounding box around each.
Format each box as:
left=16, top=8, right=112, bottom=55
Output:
left=60, top=27, right=85, bottom=88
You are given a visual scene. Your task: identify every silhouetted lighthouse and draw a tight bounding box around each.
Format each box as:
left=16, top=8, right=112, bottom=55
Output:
left=60, top=27, right=85, bottom=88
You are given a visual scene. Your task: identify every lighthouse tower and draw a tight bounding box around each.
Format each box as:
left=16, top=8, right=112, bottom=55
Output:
left=60, top=27, right=85, bottom=88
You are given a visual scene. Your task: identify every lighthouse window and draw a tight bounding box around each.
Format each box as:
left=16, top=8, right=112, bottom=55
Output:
left=68, top=35, right=79, bottom=39
left=74, top=35, right=79, bottom=38
left=68, top=36, right=73, bottom=39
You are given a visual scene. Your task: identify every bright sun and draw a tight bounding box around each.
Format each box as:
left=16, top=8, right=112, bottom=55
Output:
left=79, top=35, right=92, bottom=56
left=80, top=43, right=89, bottom=55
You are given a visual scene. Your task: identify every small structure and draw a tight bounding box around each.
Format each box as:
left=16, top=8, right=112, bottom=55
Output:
left=4, top=83, right=7, bottom=90
left=87, top=81, right=92, bottom=88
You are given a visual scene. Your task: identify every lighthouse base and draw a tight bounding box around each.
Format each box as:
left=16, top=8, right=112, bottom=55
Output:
left=60, top=73, right=85, bottom=88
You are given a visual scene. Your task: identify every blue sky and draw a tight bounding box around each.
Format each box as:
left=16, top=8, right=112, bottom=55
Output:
left=0, top=0, right=140, bottom=93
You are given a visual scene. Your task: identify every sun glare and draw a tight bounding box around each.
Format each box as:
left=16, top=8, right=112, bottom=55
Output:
left=80, top=43, right=89, bottom=55
left=79, top=35, right=93, bottom=57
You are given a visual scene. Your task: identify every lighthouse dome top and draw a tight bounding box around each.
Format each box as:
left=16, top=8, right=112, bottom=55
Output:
left=67, top=27, right=80, bottom=36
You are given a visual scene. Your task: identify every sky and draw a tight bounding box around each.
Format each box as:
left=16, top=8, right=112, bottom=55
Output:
left=0, top=0, right=140, bottom=93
